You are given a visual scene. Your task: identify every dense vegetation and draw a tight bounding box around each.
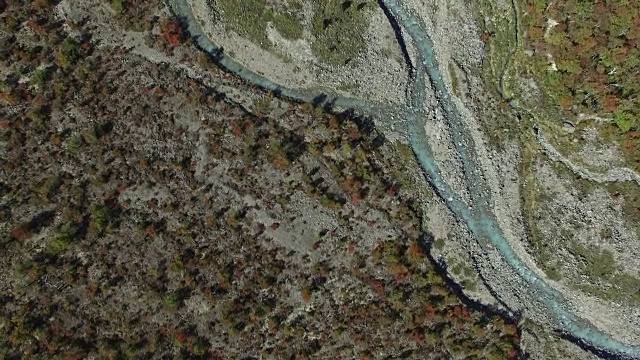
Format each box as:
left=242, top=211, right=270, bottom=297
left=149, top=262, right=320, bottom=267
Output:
left=523, top=0, right=640, bottom=170
left=309, top=0, right=372, bottom=65
left=213, top=0, right=371, bottom=65
left=0, top=0, right=522, bottom=358
left=216, top=0, right=304, bottom=44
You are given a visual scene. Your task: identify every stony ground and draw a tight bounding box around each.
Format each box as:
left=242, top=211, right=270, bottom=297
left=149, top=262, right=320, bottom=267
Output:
left=2, top=0, right=638, bottom=358
left=474, top=0, right=640, bottom=355
left=0, top=0, right=523, bottom=358
left=189, top=0, right=410, bottom=106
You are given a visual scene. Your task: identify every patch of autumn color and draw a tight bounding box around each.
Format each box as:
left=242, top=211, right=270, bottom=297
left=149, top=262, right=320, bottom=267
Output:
left=602, top=94, right=618, bottom=111
left=423, top=303, right=436, bottom=321
left=342, top=176, right=353, bottom=191
left=347, top=241, right=355, bottom=253
left=160, top=19, right=184, bottom=46
left=85, top=283, right=97, bottom=295
left=504, top=323, right=519, bottom=337
left=152, top=86, right=166, bottom=97
left=327, top=116, right=339, bottom=129
left=30, top=0, right=53, bottom=10
left=406, top=244, right=423, bottom=263
left=450, top=305, right=471, bottom=329
left=528, top=26, right=543, bottom=39
left=80, top=40, right=92, bottom=51
left=176, top=330, right=188, bottom=343
left=323, top=142, right=335, bottom=153
left=230, top=121, right=243, bottom=137
left=62, top=353, right=83, bottom=360
left=300, top=288, right=312, bottom=302
left=26, top=266, right=40, bottom=280
left=507, top=348, right=518, bottom=359
left=409, top=328, right=424, bottom=344
left=461, top=306, right=471, bottom=321
left=389, top=262, right=409, bottom=280
left=621, top=132, right=640, bottom=157
left=557, top=95, right=573, bottom=109
left=372, top=280, right=384, bottom=295
left=351, top=193, right=362, bottom=203
left=525, top=3, right=536, bottom=13
left=577, top=36, right=598, bottom=53
left=50, top=134, right=62, bottom=145
left=10, top=225, right=30, bottom=241
left=385, top=184, right=396, bottom=197
left=481, top=31, right=493, bottom=43
left=450, top=305, right=470, bottom=321
left=26, top=19, right=44, bottom=34
left=145, top=224, right=156, bottom=237
left=271, top=155, right=289, bottom=169
left=345, top=123, right=361, bottom=140
left=0, top=91, right=17, bottom=105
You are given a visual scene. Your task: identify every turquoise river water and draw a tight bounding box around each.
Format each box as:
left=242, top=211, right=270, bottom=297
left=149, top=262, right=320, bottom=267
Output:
left=168, top=0, right=640, bottom=357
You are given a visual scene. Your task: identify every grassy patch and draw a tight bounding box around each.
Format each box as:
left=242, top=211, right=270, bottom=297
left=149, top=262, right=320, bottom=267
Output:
left=213, top=0, right=373, bottom=66
left=604, top=181, right=640, bottom=236
left=89, top=202, right=110, bottom=235
left=613, top=110, right=635, bottom=133
left=30, top=68, right=48, bottom=87
left=46, top=223, right=76, bottom=255
left=521, top=147, right=640, bottom=305
left=216, top=0, right=304, bottom=46
left=64, top=134, right=82, bottom=153
left=388, top=142, right=432, bottom=202
left=310, top=0, right=372, bottom=65
left=110, top=0, right=124, bottom=13
left=577, top=271, right=640, bottom=306
left=448, top=62, right=460, bottom=95
left=571, top=243, right=617, bottom=280
left=518, top=136, right=569, bottom=279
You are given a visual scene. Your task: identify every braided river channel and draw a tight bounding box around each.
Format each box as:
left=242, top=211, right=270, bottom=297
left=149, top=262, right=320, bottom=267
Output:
left=168, top=0, right=640, bottom=358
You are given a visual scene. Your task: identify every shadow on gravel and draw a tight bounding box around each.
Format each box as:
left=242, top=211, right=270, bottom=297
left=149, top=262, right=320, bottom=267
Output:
left=376, top=0, right=414, bottom=75
left=559, top=333, right=633, bottom=360
left=167, top=2, right=529, bottom=357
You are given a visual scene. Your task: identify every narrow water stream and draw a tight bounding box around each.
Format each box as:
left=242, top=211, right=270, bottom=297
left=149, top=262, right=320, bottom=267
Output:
left=168, top=0, right=640, bottom=357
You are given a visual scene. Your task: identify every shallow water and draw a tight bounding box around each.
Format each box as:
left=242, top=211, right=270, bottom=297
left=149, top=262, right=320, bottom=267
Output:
left=169, top=0, right=640, bottom=357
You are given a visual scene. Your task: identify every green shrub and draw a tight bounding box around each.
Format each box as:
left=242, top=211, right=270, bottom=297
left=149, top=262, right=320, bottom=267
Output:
left=614, top=110, right=635, bottom=133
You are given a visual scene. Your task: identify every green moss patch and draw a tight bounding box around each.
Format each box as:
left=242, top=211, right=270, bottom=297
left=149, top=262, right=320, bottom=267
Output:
left=310, top=0, right=373, bottom=66
left=216, top=0, right=304, bottom=45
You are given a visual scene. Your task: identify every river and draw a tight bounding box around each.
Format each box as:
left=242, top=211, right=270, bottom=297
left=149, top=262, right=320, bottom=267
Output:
left=167, top=0, right=640, bottom=357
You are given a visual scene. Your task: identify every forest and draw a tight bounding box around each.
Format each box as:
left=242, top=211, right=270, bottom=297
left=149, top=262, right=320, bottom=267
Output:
left=0, top=0, right=520, bottom=358
left=523, top=0, right=640, bottom=170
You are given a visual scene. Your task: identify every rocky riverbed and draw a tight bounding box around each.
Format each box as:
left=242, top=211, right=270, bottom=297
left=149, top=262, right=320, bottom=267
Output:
left=169, top=0, right=640, bottom=358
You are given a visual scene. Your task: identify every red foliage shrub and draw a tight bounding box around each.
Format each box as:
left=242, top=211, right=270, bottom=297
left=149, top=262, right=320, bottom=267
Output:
left=160, top=19, right=184, bottom=46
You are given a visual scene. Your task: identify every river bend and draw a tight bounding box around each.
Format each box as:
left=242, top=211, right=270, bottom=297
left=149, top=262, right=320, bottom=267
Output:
left=168, top=0, right=640, bottom=357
